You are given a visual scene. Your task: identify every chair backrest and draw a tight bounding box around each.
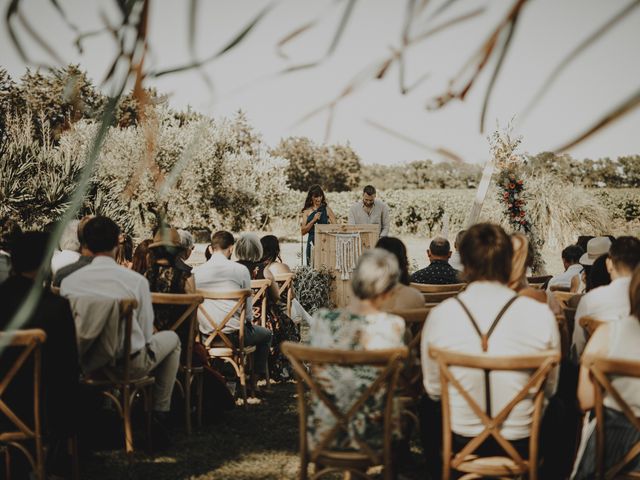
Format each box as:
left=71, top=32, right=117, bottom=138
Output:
left=421, top=290, right=459, bottom=304
left=553, top=291, right=578, bottom=309
left=281, top=342, right=408, bottom=477
left=429, top=346, right=560, bottom=479
left=0, top=329, right=46, bottom=480
left=196, top=289, right=250, bottom=351
left=580, top=315, right=604, bottom=337
left=410, top=282, right=466, bottom=294
left=388, top=307, right=432, bottom=351
left=116, top=299, right=139, bottom=384
left=527, top=275, right=552, bottom=290
left=50, top=286, right=60, bottom=296
left=555, top=314, right=571, bottom=359
left=582, top=354, right=640, bottom=480
left=274, top=272, right=294, bottom=318
left=563, top=306, right=577, bottom=338
left=250, top=279, right=271, bottom=328
left=151, top=292, right=204, bottom=367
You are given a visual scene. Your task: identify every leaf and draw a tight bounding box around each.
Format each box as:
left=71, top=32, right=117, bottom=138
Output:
left=276, top=20, right=317, bottom=59
left=554, top=88, right=640, bottom=152
left=151, top=3, right=274, bottom=78
left=326, top=0, right=357, bottom=56
left=520, top=0, right=640, bottom=122
left=480, top=9, right=520, bottom=133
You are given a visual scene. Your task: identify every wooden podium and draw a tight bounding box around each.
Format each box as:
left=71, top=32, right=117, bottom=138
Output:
left=313, top=224, right=379, bottom=307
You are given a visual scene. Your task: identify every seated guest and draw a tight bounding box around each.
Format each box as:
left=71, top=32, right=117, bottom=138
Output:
left=0, top=231, right=79, bottom=477
left=584, top=253, right=611, bottom=292
left=144, top=227, right=195, bottom=333
left=260, top=234, right=313, bottom=326
left=376, top=236, right=424, bottom=310
left=194, top=231, right=272, bottom=380
left=509, top=233, right=549, bottom=305
left=410, top=236, right=459, bottom=285
left=420, top=223, right=562, bottom=478
left=131, top=238, right=153, bottom=274
left=51, top=220, right=81, bottom=274
left=177, top=229, right=195, bottom=264
left=235, top=233, right=299, bottom=380
left=573, top=265, right=640, bottom=478
left=572, top=236, right=640, bottom=360
left=548, top=244, right=584, bottom=291
left=449, top=229, right=465, bottom=272
left=0, top=215, right=22, bottom=284
left=60, top=216, right=181, bottom=421
left=52, top=215, right=95, bottom=287
left=115, top=233, right=134, bottom=268
left=308, top=249, right=405, bottom=450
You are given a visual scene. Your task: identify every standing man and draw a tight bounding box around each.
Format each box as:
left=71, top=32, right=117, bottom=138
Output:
left=348, top=185, right=390, bottom=237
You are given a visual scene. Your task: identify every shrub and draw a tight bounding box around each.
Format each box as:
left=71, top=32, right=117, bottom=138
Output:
left=292, top=265, right=334, bottom=314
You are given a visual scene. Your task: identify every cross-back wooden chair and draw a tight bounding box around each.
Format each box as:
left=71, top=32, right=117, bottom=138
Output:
left=421, top=291, right=459, bottom=304
left=0, top=329, right=46, bottom=480
left=553, top=291, right=579, bottom=309
left=250, top=279, right=271, bottom=329
left=196, top=289, right=254, bottom=406
left=151, top=293, right=204, bottom=434
left=580, top=315, right=604, bottom=338
left=527, top=275, right=552, bottom=290
left=81, top=299, right=154, bottom=458
left=582, top=354, right=640, bottom=480
left=429, top=346, right=561, bottom=480
left=274, top=272, right=295, bottom=318
left=563, top=306, right=578, bottom=339
left=555, top=314, right=571, bottom=359
left=282, top=342, right=408, bottom=480
left=410, top=282, right=466, bottom=294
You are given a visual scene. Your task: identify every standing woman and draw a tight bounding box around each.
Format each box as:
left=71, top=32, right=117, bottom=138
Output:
left=300, top=184, right=336, bottom=265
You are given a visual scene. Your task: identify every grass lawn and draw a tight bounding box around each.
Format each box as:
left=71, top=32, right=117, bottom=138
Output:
left=82, top=381, right=427, bottom=479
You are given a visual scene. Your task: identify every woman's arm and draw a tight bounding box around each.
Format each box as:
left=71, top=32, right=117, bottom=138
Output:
left=184, top=275, right=196, bottom=294
left=577, top=324, right=610, bottom=411
left=327, top=206, right=336, bottom=224
left=300, top=210, right=320, bottom=235
left=262, top=267, right=281, bottom=303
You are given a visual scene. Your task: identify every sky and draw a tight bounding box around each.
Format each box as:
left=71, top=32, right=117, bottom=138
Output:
left=1, top=0, right=639, bottom=165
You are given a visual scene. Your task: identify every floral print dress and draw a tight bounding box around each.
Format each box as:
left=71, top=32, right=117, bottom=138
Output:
left=307, top=309, right=405, bottom=452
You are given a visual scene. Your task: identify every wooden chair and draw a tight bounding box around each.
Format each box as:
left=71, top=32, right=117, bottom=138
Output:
left=421, top=291, right=459, bottom=304
left=563, top=306, right=578, bottom=338
left=250, top=279, right=271, bottom=329
left=81, top=299, right=154, bottom=458
left=0, top=329, right=46, bottom=480
left=553, top=291, right=579, bottom=309
left=580, top=316, right=605, bottom=337
left=555, top=314, right=571, bottom=359
left=582, top=354, right=640, bottom=479
left=410, top=282, right=466, bottom=294
left=429, top=346, right=561, bottom=480
left=274, top=272, right=295, bottom=318
left=281, top=342, right=408, bottom=480
left=197, top=289, right=255, bottom=406
left=151, top=293, right=204, bottom=434
left=527, top=275, right=552, bottom=290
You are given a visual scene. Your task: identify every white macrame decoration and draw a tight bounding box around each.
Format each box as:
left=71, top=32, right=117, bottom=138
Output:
left=334, top=233, right=363, bottom=280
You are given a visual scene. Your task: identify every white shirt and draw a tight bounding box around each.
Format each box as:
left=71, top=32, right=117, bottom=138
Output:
left=572, top=276, right=631, bottom=361
left=449, top=251, right=463, bottom=272
left=421, top=281, right=560, bottom=440
left=193, top=252, right=253, bottom=334
left=547, top=263, right=583, bottom=291
left=51, top=249, right=81, bottom=274
left=60, top=256, right=154, bottom=354
left=605, top=316, right=640, bottom=416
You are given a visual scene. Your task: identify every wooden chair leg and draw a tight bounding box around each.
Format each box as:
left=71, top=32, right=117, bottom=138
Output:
left=184, top=369, right=193, bottom=435
left=123, top=386, right=134, bottom=458
left=239, top=360, right=248, bottom=408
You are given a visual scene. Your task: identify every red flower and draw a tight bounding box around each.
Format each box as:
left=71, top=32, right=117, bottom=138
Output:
left=520, top=211, right=526, bottom=217
left=503, top=192, right=510, bottom=199
left=509, top=183, right=516, bottom=189
left=517, top=179, right=524, bottom=185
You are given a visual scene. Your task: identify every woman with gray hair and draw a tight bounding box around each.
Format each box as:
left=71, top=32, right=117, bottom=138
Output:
left=307, top=248, right=406, bottom=450
left=235, top=232, right=301, bottom=380
left=51, top=219, right=81, bottom=274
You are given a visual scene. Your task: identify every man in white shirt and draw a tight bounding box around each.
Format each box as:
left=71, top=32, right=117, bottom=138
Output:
left=61, top=216, right=180, bottom=415
left=547, top=244, right=584, bottom=291
left=572, top=236, right=640, bottom=361
left=448, top=229, right=465, bottom=272
left=194, top=231, right=272, bottom=377
left=420, top=223, right=562, bottom=477
left=347, top=185, right=390, bottom=237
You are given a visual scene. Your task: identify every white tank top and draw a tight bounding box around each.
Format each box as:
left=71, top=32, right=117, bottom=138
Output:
left=604, top=316, right=640, bottom=415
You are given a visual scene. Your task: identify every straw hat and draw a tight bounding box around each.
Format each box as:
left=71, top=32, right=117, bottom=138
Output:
left=149, top=227, right=182, bottom=249
left=579, top=236, right=612, bottom=266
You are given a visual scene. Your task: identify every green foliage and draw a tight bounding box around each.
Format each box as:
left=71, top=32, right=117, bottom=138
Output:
left=360, top=160, right=482, bottom=190
left=292, top=265, right=334, bottom=313
left=272, top=136, right=361, bottom=192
